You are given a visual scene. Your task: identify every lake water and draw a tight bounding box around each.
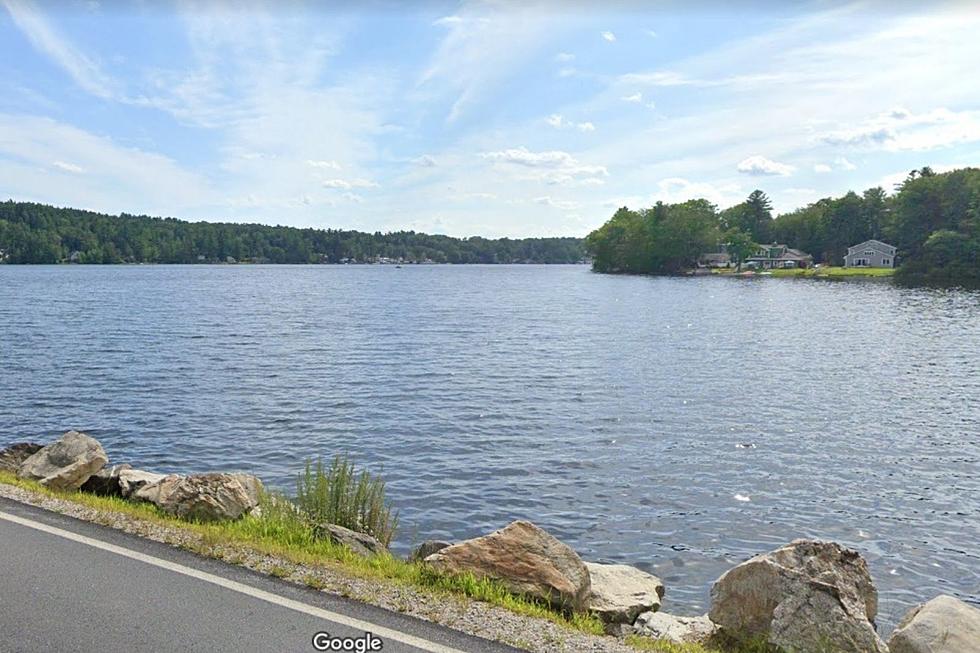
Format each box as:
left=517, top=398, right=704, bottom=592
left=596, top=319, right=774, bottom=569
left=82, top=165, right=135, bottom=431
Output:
left=1, top=264, right=978, bottom=628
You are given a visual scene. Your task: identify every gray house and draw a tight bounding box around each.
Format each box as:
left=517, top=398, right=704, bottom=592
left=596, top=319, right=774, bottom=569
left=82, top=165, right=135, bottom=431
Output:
left=844, top=239, right=897, bottom=268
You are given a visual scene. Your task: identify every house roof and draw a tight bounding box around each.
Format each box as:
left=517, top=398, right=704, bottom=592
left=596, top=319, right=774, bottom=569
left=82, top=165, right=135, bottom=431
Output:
left=847, top=239, right=896, bottom=254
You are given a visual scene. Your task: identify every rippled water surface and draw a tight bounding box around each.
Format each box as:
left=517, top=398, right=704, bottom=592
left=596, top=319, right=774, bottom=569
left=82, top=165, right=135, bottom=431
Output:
left=2, top=265, right=978, bottom=627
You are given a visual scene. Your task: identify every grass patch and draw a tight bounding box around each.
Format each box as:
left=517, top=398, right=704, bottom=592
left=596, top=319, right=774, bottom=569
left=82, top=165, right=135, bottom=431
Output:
left=0, top=470, right=604, bottom=637
left=626, top=635, right=722, bottom=653
left=770, top=266, right=896, bottom=278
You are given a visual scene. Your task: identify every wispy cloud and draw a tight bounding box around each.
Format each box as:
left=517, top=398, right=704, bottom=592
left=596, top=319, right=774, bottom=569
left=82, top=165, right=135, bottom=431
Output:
left=2, top=0, right=117, bottom=99
left=601, top=31, right=616, bottom=42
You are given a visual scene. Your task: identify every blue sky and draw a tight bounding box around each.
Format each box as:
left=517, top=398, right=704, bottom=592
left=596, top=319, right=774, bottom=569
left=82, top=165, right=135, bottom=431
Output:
left=2, top=1, right=979, bottom=238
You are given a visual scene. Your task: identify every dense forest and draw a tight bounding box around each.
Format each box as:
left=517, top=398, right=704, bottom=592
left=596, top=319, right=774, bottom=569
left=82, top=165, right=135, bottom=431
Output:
left=585, top=166, right=980, bottom=283
left=0, top=202, right=585, bottom=265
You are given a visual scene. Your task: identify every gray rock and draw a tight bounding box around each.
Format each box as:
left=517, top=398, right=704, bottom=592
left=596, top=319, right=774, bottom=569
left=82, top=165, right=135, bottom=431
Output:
left=888, top=595, right=980, bottom=653
left=134, top=473, right=260, bottom=521
left=17, top=431, right=108, bottom=490
left=229, top=473, right=263, bottom=506
left=0, top=442, right=43, bottom=473
left=709, top=539, right=886, bottom=653
left=411, top=540, right=452, bottom=561
left=313, top=523, right=387, bottom=557
left=118, top=469, right=168, bottom=498
left=424, top=520, right=591, bottom=612
left=80, top=463, right=133, bottom=496
left=585, top=562, right=664, bottom=624
left=633, top=612, right=719, bottom=644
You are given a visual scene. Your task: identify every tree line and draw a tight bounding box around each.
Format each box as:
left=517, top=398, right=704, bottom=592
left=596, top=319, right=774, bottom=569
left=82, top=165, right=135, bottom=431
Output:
left=585, top=166, right=980, bottom=282
left=0, top=202, right=585, bottom=265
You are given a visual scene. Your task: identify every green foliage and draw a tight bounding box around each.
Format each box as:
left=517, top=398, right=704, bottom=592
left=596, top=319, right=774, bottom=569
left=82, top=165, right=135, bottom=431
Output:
left=0, top=201, right=585, bottom=265
left=586, top=167, right=979, bottom=281
left=585, top=199, right=722, bottom=274
left=295, top=456, right=398, bottom=547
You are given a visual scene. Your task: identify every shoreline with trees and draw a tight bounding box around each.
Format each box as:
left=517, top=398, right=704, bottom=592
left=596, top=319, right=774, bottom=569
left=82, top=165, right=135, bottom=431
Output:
left=0, top=201, right=585, bottom=265
left=585, top=166, right=979, bottom=285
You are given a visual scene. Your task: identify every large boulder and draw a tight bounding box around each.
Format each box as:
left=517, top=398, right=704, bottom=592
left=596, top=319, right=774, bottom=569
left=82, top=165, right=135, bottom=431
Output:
left=17, top=431, right=108, bottom=490
left=118, top=469, right=168, bottom=498
left=0, top=442, right=43, bottom=473
left=134, top=473, right=261, bottom=521
left=888, top=595, right=980, bottom=653
left=423, top=520, right=591, bottom=612
left=633, top=612, right=719, bottom=644
left=80, top=463, right=133, bottom=496
left=586, top=562, right=664, bottom=624
left=313, top=523, right=387, bottom=557
left=709, top=539, right=886, bottom=652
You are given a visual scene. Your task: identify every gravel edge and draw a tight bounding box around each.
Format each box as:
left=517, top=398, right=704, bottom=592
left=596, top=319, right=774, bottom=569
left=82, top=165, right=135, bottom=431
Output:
left=0, top=482, right=635, bottom=653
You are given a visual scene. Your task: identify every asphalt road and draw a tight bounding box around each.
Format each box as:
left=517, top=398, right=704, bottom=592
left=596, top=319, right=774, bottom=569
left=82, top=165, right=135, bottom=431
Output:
left=0, top=497, right=523, bottom=653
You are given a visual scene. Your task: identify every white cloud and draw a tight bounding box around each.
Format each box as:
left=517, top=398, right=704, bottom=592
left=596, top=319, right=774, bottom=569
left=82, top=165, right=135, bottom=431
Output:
left=737, top=155, right=795, bottom=177
left=835, top=156, right=857, bottom=170
left=546, top=114, right=595, bottom=132
left=646, top=29, right=658, bottom=38
left=813, top=163, right=832, bottom=173
left=306, top=159, right=341, bottom=170
left=555, top=52, right=575, bottom=62
left=534, top=196, right=580, bottom=210
left=412, top=154, right=437, bottom=167
left=601, top=31, right=616, bottom=42
left=52, top=160, right=84, bottom=173
left=3, top=0, right=118, bottom=99
left=482, top=147, right=606, bottom=172
left=622, top=92, right=643, bottom=103
left=322, top=178, right=379, bottom=190
left=820, top=107, right=980, bottom=151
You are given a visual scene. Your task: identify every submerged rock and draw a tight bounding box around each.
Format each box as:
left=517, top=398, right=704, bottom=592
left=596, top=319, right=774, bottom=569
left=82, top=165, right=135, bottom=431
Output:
left=0, top=442, right=43, bottom=473
left=888, top=595, right=980, bottom=653
left=134, top=473, right=261, bottom=521
left=633, top=612, right=718, bottom=644
left=80, top=463, right=133, bottom=496
left=313, top=523, right=387, bottom=557
left=585, top=562, right=664, bottom=624
left=423, top=520, right=591, bottom=612
left=17, top=431, right=108, bottom=490
left=709, top=539, right=886, bottom=653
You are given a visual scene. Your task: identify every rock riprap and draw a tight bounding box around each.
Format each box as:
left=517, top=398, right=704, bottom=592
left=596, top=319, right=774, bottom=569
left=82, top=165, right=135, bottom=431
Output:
left=887, top=594, right=980, bottom=653
left=79, top=463, right=133, bottom=496
left=585, top=562, right=664, bottom=624
left=0, top=442, right=43, bottom=473
left=313, top=523, right=387, bottom=557
left=17, top=431, right=108, bottom=490
left=633, top=612, right=718, bottom=644
left=709, top=539, right=886, bottom=653
left=134, top=472, right=262, bottom=521
left=118, top=469, right=168, bottom=498
left=423, top=520, right=591, bottom=611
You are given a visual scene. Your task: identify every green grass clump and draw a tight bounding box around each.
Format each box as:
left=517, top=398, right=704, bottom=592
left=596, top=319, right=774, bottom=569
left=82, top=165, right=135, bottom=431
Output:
left=295, top=456, right=398, bottom=547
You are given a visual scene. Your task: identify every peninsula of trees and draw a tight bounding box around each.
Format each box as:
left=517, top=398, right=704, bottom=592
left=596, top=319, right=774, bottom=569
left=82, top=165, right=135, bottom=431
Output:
left=0, top=202, right=585, bottom=265
left=585, top=166, right=980, bottom=283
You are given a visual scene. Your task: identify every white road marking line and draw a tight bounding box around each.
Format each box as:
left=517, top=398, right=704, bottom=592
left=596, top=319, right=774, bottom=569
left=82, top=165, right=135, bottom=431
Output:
left=0, top=510, right=468, bottom=653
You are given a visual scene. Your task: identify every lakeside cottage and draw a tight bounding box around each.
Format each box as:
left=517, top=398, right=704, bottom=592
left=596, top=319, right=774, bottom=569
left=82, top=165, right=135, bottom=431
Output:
left=844, top=239, right=897, bottom=268
left=744, top=243, right=813, bottom=269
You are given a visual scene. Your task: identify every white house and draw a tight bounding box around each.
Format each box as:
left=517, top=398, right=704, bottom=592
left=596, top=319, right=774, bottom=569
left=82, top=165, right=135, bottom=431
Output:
left=844, top=239, right=897, bottom=268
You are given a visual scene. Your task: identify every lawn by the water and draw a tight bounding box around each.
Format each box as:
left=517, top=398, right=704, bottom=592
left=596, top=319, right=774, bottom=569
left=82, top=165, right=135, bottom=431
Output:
left=770, top=266, right=896, bottom=278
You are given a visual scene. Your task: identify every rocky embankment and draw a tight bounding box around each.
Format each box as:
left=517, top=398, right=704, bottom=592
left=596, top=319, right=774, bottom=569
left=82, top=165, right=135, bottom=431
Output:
left=3, top=432, right=979, bottom=653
